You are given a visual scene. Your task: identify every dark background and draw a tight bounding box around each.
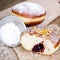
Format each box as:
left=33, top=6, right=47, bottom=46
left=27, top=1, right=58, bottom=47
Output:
left=0, top=0, right=25, bottom=11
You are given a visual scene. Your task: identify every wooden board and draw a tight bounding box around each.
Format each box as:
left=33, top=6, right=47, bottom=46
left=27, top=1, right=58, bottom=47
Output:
left=0, top=0, right=60, bottom=60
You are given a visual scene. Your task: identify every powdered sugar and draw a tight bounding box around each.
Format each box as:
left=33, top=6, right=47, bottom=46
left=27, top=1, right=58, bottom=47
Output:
left=0, top=23, right=21, bottom=47
left=13, top=2, right=45, bottom=16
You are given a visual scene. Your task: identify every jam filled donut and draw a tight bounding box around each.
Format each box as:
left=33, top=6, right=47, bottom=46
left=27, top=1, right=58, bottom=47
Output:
left=12, top=2, right=46, bottom=26
left=20, top=27, right=60, bottom=55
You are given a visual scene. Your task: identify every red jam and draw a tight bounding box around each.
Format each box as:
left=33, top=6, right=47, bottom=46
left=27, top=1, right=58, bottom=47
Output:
left=32, top=43, right=45, bottom=52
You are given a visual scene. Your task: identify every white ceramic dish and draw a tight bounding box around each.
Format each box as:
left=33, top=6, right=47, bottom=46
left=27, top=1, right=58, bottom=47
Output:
left=0, top=15, right=26, bottom=47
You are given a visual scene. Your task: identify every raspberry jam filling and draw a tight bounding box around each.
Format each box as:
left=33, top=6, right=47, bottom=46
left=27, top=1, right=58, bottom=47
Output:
left=32, top=43, right=45, bottom=52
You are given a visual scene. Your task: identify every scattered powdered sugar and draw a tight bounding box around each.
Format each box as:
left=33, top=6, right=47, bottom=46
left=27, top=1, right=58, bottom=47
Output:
left=0, top=23, right=21, bottom=47
left=13, top=2, right=45, bottom=16
left=0, top=42, right=17, bottom=60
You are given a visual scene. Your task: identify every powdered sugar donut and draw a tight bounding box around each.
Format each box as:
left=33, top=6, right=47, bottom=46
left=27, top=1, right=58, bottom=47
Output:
left=12, top=2, right=46, bottom=26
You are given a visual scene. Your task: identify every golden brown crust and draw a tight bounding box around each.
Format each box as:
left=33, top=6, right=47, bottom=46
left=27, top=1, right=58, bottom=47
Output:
left=12, top=10, right=46, bottom=19
left=54, top=39, right=60, bottom=48
left=12, top=10, right=45, bottom=26
left=25, top=19, right=44, bottom=26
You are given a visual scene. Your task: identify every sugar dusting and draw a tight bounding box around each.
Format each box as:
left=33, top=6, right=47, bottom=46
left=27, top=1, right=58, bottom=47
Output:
left=13, top=2, right=45, bottom=16
left=0, top=23, right=21, bottom=47
left=0, top=42, right=17, bottom=60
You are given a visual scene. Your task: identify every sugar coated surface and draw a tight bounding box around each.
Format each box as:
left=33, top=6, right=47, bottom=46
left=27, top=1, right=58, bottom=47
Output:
left=0, top=23, right=21, bottom=46
left=13, top=2, right=45, bottom=16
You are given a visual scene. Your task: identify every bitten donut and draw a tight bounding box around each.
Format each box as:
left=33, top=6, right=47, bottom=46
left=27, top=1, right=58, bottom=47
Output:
left=20, top=27, right=60, bottom=55
left=12, top=2, right=46, bottom=26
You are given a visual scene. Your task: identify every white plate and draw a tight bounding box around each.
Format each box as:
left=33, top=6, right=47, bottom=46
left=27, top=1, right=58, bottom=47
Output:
left=0, top=15, right=26, bottom=47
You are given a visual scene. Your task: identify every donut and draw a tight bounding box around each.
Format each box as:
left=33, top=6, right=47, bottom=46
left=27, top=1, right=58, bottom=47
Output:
left=20, top=27, right=60, bottom=55
left=12, top=2, right=46, bottom=26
